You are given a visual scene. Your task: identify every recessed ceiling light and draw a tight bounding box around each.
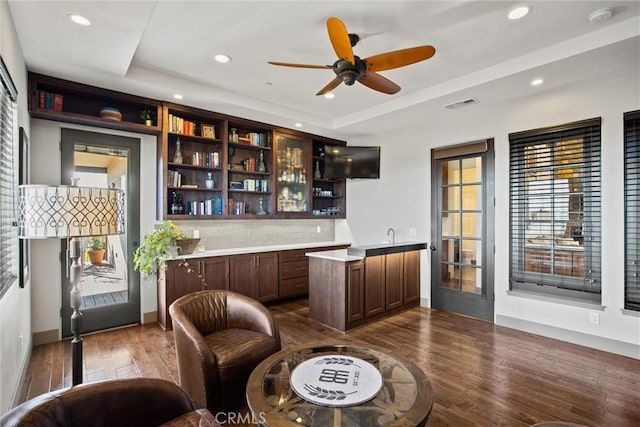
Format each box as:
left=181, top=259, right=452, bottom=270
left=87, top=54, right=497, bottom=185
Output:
left=588, top=8, right=613, bottom=23
left=324, top=93, right=335, bottom=99
left=294, top=122, right=302, bottom=127
left=530, top=78, right=544, bottom=86
left=214, top=54, right=231, bottom=63
left=508, top=5, right=530, bottom=20
left=173, top=94, right=183, bottom=100
left=68, top=14, right=91, bottom=26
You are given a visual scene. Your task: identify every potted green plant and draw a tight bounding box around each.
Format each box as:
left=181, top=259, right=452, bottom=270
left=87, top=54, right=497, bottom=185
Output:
left=140, top=109, right=155, bottom=126
left=134, top=221, right=199, bottom=278
left=87, top=236, right=105, bottom=265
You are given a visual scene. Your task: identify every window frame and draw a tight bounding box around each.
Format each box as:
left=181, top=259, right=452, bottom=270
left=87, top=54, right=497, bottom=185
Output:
left=624, top=110, right=640, bottom=311
left=508, top=118, right=601, bottom=304
left=0, top=55, right=19, bottom=299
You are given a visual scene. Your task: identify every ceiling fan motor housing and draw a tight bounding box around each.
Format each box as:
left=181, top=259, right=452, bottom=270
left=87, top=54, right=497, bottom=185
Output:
left=334, top=57, right=366, bottom=85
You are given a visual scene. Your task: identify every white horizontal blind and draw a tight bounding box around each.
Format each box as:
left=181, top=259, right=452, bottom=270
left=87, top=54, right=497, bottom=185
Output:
left=0, top=57, right=18, bottom=297
left=624, top=110, right=640, bottom=311
left=509, top=118, right=601, bottom=298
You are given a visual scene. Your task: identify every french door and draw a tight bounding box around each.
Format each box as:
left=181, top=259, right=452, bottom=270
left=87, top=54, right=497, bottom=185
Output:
left=430, top=140, right=495, bottom=321
left=60, top=128, right=140, bottom=336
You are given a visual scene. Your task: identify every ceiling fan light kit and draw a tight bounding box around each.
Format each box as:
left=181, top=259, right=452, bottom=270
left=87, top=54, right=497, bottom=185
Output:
left=268, top=16, right=435, bottom=96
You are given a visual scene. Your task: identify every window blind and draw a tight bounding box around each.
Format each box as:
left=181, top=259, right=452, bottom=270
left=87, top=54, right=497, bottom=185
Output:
left=509, top=118, right=601, bottom=300
left=0, top=56, right=18, bottom=297
left=624, top=110, right=640, bottom=311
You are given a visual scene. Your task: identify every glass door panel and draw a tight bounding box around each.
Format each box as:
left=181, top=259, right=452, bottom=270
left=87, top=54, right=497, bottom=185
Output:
left=275, top=133, right=311, bottom=213
left=437, top=156, right=486, bottom=295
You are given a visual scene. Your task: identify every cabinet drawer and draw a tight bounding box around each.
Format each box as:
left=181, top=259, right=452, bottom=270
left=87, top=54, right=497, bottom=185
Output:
left=280, top=259, right=309, bottom=279
left=280, top=276, right=309, bottom=297
left=280, top=249, right=308, bottom=263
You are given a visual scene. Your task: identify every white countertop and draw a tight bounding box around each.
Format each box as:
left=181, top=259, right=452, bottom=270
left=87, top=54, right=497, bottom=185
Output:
left=171, top=240, right=351, bottom=260
left=306, top=248, right=363, bottom=262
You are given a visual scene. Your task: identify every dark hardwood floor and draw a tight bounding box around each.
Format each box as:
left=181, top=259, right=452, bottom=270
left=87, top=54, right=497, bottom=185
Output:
left=18, top=299, right=640, bottom=426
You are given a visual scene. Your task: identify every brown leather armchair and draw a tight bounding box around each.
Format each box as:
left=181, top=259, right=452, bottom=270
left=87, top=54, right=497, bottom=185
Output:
left=169, top=290, right=281, bottom=413
left=0, top=378, right=220, bottom=426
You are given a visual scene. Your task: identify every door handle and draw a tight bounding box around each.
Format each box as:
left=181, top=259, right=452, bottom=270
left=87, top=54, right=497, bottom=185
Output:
left=429, top=245, right=436, bottom=251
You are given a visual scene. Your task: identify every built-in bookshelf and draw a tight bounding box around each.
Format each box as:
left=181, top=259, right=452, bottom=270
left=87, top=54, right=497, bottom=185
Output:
left=28, top=72, right=162, bottom=135
left=27, top=74, right=348, bottom=220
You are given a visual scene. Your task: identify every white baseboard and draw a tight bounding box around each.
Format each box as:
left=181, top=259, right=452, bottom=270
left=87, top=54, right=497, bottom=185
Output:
left=496, top=314, right=640, bottom=359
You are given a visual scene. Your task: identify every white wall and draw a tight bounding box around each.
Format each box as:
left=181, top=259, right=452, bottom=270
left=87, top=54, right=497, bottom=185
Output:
left=29, top=120, right=158, bottom=334
left=0, top=0, right=32, bottom=414
left=346, top=66, right=640, bottom=358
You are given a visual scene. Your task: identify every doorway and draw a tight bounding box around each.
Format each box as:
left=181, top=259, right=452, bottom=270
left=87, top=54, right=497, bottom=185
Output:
left=430, top=140, right=495, bottom=321
left=60, top=128, right=140, bottom=336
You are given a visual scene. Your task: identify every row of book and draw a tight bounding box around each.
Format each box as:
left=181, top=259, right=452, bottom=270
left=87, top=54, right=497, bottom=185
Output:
left=186, top=197, right=224, bottom=216
left=191, top=151, right=220, bottom=168
left=229, top=179, right=269, bottom=192
left=38, top=91, right=63, bottom=112
left=168, top=170, right=183, bottom=187
left=169, top=114, right=217, bottom=136
left=237, top=132, right=269, bottom=147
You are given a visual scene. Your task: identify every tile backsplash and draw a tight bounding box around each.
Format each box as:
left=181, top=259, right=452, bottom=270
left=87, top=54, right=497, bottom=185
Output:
left=173, top=219, right=336, bottom=250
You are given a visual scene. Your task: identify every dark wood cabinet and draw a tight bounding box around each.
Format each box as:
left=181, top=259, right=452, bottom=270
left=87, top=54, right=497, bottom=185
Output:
left=347, top=261, right=365, bottom=327
left=365, top=255, right=385, bottom=318
left=229, top=254, right=257, bottom=298
left=403, top=251, right=420, bottom=304
left=230, top=253, right=279, bottom=303
left=255, top=252, right=279, bottom=302
left=201, top=256, right=229, bottom=291
left=308, top=250, right=420, bottom=332
left=279, top=249, right=310, bottom=298
left=385, top=252, right=404, bottom=310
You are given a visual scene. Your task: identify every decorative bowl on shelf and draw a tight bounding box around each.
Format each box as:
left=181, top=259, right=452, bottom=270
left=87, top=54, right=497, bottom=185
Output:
left=99, top=107, right=122, bottom=121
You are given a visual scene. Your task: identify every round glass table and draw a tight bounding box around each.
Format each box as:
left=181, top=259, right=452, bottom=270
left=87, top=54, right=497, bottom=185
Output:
left=246, top=342, right=434, bottom=426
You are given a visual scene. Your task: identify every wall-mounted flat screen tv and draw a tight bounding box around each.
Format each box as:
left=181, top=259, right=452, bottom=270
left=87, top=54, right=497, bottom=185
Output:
left=323, top=146, right=380, bottom=179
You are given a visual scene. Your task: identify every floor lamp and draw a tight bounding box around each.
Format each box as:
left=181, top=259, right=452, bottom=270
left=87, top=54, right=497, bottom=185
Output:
left=17, top=182, right=125, bottom=385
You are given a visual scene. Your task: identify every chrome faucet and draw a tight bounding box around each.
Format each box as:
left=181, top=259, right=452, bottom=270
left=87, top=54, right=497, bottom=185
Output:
left=387, top=228, right=396, bottom=245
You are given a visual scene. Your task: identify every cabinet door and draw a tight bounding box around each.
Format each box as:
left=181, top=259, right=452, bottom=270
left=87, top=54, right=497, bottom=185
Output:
left=256, top=253, right=279, bottom=303
left=275, top=133, right=311, bottom=213
left=202, top=256, right=229, bottom=290
left=403, top=251, right=420, bottom=304
left=347, top=261, right=364, bottom=325
left=168, top=260, right=206, bottom=300
left=229, top=254, right=256, bottom=297
left=365, top=255, right=385, bottom=318
left=385, top=253, right=404, bottom=310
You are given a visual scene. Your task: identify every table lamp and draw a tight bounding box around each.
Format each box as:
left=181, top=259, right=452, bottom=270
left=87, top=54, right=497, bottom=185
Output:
left=17, top=180, right=125, bottom=385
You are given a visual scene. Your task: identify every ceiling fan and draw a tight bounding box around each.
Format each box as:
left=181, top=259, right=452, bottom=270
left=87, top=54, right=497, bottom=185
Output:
left=268, top=17, right=436, bottom=96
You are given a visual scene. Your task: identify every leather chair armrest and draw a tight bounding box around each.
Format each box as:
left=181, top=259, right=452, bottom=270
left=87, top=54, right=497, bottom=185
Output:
left=226, top=293, right=281, bottom=350
left=170, top=306, right=220, bottom=409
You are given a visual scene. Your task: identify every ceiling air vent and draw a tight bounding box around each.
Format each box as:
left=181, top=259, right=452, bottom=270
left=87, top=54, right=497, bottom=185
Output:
left=444, top=98, right=478, bottom=110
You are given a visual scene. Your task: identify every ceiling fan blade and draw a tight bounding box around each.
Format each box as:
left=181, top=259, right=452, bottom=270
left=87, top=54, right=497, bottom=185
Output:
left=365, top=45, right=436, bottom=72
left=316, top=77, right=343, bottom=96
left=267, top=61, right=332, bottom=69
left=327, top=17, right=354, bottom=65
left=358, top=72, right=401, bottom=95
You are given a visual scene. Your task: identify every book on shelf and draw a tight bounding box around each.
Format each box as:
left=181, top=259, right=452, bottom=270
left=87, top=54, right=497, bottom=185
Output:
left=38, top=90, right=63, bottom=111
left=180, top=184, right=198, bottom=189
left=168, top=113, right=196, bottom=136
left=187, top=197, right=223, bottom=216
left=168, top=170, right=182, bottom=187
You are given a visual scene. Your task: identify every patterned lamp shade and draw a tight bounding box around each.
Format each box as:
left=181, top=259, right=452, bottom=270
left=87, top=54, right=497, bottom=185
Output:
left=17, top=185, right=125, bottom=239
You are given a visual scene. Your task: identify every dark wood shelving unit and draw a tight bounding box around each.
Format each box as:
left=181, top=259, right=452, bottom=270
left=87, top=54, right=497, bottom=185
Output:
left=28, top=72, right=162, bottom=135
left=28, top=73, right=348, bottom=220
